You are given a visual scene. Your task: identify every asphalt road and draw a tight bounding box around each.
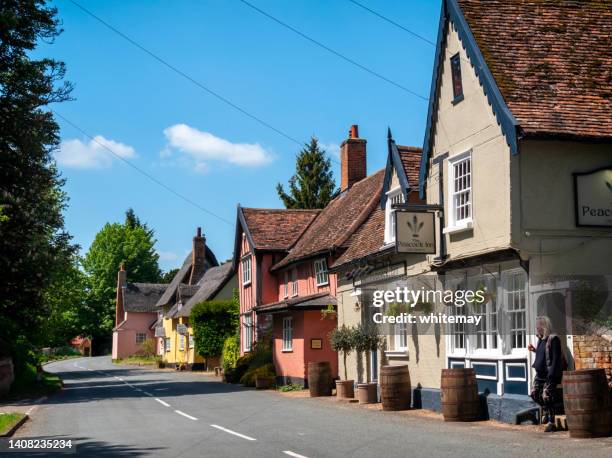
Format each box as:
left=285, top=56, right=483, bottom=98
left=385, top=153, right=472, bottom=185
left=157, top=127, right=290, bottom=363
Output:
left=13, top=357, right=612, bottom=457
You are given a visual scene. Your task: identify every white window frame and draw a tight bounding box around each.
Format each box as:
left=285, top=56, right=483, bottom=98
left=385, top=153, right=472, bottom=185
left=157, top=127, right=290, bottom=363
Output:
left=291, top=269, right=298, bottom=297
left=505, top=362, right=527, bottom=382
left=136, top=332, right=147, bottom=345
left=164, top=337, right=171, bottom=352
left=242, top=255, right=252, bottom=286
left=384, top=186, right=405, bottom=244
left=188, top=334, right=194, bottom=350
left=504, top=269, right=528, bottom=352
left=179, top=334, right=185, bottom=352
left=394, top=322, right=408, bottom=352
left=283, top=271, right=289, bottom=299
left=314, top=259, right=329, bottom=287
left=243, top=314, right=253, bottom=352
left=282, top=317, right=293, bottom=351
left=445, top=151, right=473, bottom=233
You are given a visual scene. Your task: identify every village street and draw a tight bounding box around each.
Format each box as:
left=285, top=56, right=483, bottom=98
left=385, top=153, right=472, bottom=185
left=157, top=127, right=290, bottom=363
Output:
left=12, top=357, right=611, bottom=457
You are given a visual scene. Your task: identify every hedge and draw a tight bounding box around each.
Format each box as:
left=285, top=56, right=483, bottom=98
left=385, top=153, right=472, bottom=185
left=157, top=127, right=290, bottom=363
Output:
left=190, top=300, right=239, bottom=359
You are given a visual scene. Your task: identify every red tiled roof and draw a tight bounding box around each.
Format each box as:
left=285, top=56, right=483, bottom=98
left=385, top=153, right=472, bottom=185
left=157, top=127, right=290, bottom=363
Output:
left=272, top=170, right=385, bottom=270
left=254, top=292, right=336, bottom=314
left=331, top=206, right=386, bottom=269
left=457, top=0, right=612, bottom=140
left=242, top=208, right=320, bottom=251
left=397, top=146, right=422, bottom=187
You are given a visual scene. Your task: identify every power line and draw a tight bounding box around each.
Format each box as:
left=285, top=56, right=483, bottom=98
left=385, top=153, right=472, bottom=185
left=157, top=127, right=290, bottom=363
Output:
left=348, top=0, right=436, bottom=47
left=53, top=110, right=234, bottom=226
left=67, top=0, right=304, bottom=148
left=238, top=0, right=428, bottom=102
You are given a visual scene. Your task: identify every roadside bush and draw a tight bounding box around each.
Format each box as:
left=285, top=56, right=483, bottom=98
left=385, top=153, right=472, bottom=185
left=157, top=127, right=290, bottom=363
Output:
left=227, top=340, right=272, bottom=385
left=135, top=338, right=157, bottom=357
left=191, top=300, right=239, bottom=359
left=239, top=363, right=275, bottom=387
left=221, top=334, right=240, bottom=372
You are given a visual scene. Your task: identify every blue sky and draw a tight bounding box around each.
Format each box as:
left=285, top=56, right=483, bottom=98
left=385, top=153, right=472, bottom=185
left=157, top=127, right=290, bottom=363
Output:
left=43, top=0, right=441, bottom=272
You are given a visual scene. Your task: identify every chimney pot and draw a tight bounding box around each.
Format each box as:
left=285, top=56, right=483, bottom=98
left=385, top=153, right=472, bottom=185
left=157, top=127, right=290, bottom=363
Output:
left=190, top=227, right=207, bottom=284
left=340, top=124, right=367, bottom=191
left=196, top=227, right=202, bottom=238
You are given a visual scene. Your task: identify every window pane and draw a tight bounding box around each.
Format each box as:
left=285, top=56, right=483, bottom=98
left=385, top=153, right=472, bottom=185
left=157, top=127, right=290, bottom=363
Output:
left=451, top=53, right=463, bottom=99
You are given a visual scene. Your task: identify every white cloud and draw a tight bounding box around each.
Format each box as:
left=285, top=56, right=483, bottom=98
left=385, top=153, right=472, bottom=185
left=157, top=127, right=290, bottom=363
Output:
left=55, top=136, right=135, bottom=169
left=163, top=124, right=273, bottom=169
left=320, top=142, right=341, bottom=159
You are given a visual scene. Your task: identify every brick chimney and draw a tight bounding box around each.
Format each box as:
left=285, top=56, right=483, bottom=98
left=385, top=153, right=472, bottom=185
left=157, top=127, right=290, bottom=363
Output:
left=340, top=124, right=367, bottom=191
left=189, top=227, right=206, bottom=284
left=115, top=263, right=127, bottom=327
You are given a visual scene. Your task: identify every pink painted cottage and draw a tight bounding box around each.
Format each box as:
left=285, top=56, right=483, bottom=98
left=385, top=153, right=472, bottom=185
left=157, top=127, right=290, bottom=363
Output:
left=111, top=265, right=168, bottom=360
left=235, top=125, right=386, bottom=386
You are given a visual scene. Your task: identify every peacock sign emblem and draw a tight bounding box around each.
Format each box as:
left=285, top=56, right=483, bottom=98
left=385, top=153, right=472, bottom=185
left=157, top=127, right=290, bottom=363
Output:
left=406, top=214, right=425, bottom=238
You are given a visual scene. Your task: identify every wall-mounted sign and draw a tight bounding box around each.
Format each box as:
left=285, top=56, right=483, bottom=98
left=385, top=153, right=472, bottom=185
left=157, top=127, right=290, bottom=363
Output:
left=574, top=167, right=612, bottom=227
left=154, top=326, right=165, bottom=338
left=176, top=324, right=188, bottom=335
left=395, top=211, right=436, bottom=254
left=310, top=338, right=322, bottom=349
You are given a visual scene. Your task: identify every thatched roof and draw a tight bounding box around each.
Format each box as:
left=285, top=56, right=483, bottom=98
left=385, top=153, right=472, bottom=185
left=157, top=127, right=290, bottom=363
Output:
left=177, top=262, right=235, bottom=318
left=123, top=282, right=168, bottom=313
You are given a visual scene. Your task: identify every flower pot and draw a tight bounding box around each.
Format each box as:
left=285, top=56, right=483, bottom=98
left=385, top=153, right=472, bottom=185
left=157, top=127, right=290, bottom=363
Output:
left=357, top=382, right=378, bottom=404
left=336, top=379, right=355, bottom=399
left=255, top=375, right=276, bottom=390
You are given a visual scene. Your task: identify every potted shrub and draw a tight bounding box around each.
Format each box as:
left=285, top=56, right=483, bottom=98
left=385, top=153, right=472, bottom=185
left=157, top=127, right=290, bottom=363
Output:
left=329, top=325, right=355, bottom=399
left=354, top=323, right=382, bottom=404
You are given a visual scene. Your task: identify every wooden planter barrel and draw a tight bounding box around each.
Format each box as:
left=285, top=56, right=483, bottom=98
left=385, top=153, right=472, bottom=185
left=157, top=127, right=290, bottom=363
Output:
left=308, top=361, right=332, bottom=397
left=380, top=365, right=411, bottom=411
left=336, top=380, right=355, bottom=399
left=563, top=368, right=612, bottom=438
left=441, top=368, right=479, bottom=421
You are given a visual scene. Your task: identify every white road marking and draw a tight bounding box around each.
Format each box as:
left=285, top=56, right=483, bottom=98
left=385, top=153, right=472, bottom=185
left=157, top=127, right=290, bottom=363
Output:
left=175, top=410, right=198, bottom=421
left=155, top=398, right=170, bottom=407
left=142, top=391, right=153, bottom=397
left=283, top=452, right=309, bottom=458
left=210, top=424, right=256, bottom=441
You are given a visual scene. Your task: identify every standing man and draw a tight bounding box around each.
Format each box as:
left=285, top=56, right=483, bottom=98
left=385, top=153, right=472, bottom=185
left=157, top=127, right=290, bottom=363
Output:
left=528, top=316, right=565, bottom=432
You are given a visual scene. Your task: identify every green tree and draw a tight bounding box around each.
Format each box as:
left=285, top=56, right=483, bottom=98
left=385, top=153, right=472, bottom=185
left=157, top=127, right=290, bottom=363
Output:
left=0, top=0, right=76, bottom=371
left=276, top=137, right=337, bottom=209
left=82, top=210, right=162, bottom=351
left=191, top=299, right=239, bottom=360
left=160, top=268, right=180, bottom=283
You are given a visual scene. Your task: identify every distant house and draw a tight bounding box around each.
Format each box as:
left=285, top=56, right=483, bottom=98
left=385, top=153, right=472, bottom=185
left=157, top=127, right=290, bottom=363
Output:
left=70, top=335, right=92, bottom=356
left=155, top=228, right=236, bottom=370
left=112, top=265, right=168, bottom=360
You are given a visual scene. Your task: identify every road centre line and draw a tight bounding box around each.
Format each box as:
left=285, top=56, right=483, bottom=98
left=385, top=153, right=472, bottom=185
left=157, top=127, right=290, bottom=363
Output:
left=283, top=452, right=309, bottom=458
left=175, top=410, right=198, bottom=421
left=155, top=398, right=170, bottom=407
left=210, top=424, right=256, bottom=441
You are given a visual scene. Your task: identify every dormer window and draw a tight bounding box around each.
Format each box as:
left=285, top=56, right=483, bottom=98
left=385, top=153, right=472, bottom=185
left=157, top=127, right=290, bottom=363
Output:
left=283, top=270, right=289, bottom=298
left=241, top=255, right=252, bottom=286
left=445, top=151, right=473, bottom=233
left=450, top=53, right=463, bottom=103
left=291, top=269, right=298, bottom=296
left=384, top=186, right=405, bottom=244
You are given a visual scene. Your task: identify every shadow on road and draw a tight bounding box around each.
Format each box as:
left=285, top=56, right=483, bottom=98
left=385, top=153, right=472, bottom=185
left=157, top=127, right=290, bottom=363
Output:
left=21, top=436, right=165, bottom=457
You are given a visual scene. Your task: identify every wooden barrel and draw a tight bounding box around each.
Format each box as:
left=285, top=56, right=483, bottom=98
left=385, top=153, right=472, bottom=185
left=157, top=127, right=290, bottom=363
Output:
left=380, top=365, right=411, bottom=411
left=563, top=368, right=612, bottom=438
left=441, top=368, right=479, bottom=421
left=308, top=361, right=332, bottom=397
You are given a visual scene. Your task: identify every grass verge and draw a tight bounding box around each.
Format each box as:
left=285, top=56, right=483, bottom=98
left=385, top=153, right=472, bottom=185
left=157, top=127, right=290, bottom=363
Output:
left=7, top=365, right=62, bottom=400
left=0, top=413, right=27, bottom=436
left=113, top=356, right=159, bottom=366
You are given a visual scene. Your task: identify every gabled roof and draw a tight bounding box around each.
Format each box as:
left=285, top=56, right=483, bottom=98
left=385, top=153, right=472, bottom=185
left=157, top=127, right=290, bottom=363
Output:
left=123, top=282, right=168, bottom=313
left=238, top=207, right=320, bottom=252
left=178, top=262, right=235, bottom=318
left=459, top=0, right=612, bottom=141
left=155, top=247, right=218, bottom=308
left=381, top=130, right=423, bottom=208
left=419, top=0, right=612, bottom=197
left=272, top=170, right=385, bottom=271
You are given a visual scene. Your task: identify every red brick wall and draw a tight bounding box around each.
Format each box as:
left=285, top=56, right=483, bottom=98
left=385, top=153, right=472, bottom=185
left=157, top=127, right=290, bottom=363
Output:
left=573, top=335, right=612, bottom=386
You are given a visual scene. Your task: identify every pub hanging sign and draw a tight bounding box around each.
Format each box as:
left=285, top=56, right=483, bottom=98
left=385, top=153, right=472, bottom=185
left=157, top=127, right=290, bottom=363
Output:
left=574, top=167, right=612, bottom=227
left=395, top=211, right=436, bottom=254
